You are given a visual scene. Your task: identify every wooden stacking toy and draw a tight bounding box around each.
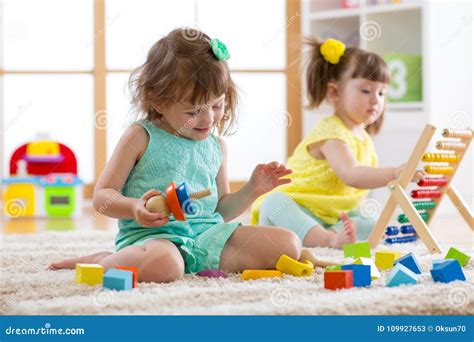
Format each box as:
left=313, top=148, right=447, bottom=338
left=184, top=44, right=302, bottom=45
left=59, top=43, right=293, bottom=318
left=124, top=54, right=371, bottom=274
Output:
left=369, top=126, right=473, bottom=254
left=241, top=270, right=283, bottom=280
left=299, top=248, right=339, bottom=268
left=276, top=254, right=313, bottom=276
left=145, top=182, right=211, bottom=221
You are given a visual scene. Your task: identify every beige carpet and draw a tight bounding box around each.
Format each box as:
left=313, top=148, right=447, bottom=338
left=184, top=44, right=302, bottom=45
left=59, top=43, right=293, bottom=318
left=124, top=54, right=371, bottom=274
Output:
left=1, top=231, right=472, bottom=315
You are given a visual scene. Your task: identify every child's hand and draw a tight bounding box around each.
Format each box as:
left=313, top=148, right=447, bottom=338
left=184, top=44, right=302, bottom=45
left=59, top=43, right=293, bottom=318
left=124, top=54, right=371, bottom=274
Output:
left=249, top=161, right=292, bottom=196
left=133, top=189, right=169, bottom=228
left=412, top=169, right=426, bottom=183
left=394, top=163, right=426, bottom=183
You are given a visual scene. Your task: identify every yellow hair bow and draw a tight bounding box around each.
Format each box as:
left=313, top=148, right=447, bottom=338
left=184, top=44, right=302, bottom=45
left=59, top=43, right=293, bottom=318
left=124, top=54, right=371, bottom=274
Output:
left=320, top=38, right=346, bottom=64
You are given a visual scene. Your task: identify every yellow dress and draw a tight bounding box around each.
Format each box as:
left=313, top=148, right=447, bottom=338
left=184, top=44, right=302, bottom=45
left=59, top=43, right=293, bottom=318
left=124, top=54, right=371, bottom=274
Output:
left=251, top=115, right=378, bottom=225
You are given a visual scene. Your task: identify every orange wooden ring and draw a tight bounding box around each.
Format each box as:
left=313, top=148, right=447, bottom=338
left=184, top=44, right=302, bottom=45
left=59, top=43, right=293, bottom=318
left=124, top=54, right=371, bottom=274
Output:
left=165, top=182, right=186, bottom=221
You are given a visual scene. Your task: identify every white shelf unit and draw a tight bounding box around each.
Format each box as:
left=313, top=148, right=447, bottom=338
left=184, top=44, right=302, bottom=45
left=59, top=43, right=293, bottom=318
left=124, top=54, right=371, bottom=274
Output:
left=301, top=0, right=473, bottom=215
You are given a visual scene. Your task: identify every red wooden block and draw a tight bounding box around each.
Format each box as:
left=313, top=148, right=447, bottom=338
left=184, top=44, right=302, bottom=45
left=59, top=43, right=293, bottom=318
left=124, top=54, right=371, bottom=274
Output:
left=324, top=270, right=354, bottom=290
left=116, top=266, right=138, bottom=288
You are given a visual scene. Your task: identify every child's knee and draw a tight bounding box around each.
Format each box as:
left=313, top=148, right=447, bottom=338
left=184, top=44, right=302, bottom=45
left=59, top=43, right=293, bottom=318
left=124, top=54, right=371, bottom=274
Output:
left=140, top=250, right=185, bottom=283
left=271, top=229, right=302, bottom=262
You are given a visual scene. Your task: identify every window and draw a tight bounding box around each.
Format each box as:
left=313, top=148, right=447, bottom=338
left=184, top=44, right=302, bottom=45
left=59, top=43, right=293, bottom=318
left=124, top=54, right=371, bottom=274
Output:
left=1, top=0, right=301, bottom=194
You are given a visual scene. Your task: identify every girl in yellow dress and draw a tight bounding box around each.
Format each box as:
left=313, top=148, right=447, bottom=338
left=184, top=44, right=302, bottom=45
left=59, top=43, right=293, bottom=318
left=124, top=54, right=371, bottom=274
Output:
left=251, top=38, right=424, bottom=249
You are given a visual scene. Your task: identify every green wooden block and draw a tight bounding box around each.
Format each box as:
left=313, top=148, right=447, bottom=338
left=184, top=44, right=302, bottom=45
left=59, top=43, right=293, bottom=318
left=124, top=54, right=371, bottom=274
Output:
left=445, top=247, right=470, bottom=267
left=343, top=242, right=371, bottom=258
left=325, top=265, right=342, bottom=271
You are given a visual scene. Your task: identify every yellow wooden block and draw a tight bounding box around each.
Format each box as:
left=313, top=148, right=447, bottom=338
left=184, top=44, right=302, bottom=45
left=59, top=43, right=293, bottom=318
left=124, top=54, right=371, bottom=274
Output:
left=354, top=257, right=381, bottom=279
left=276, top=254, right=314, bottom=276
left=375, top=251, right=402, bottom=270
left=75, top=263, right=104, bottom=286
left=241, top=270, right=283, bottom=280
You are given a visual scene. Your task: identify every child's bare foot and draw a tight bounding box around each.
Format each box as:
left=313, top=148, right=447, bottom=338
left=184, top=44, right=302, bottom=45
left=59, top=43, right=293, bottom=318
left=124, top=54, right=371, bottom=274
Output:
left=330, top=212, right=356, bottom=249
left=48, top=251, right=112, bottom=270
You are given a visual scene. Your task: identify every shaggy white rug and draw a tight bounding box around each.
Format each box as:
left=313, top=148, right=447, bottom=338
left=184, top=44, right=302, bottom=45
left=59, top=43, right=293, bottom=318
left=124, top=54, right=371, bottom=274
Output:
left=1, top=231, right=472, bottom=315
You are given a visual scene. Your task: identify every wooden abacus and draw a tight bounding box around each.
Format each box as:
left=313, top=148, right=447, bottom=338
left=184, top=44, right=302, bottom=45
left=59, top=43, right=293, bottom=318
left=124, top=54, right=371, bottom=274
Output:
left=368, top=125, right=473, bottom=254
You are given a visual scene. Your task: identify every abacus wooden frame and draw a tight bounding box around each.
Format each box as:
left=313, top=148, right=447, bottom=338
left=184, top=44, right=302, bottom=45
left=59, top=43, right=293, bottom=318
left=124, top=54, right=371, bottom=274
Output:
left=368, top=124, right=473, bottom=254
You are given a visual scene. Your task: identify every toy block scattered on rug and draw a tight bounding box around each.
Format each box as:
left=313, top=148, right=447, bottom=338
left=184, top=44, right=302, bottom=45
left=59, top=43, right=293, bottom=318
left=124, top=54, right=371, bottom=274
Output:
left=432, top=259, right=445, bottom=267
left=103, top=269, right=133, bottom=291
left=354, top=257, right=381, bottom=280
left=276, top=254, right=313, bottom=276
left=325, top=265, right=342, bottom=271
left=341, top=264, right=371, bottom=287
left=430, top=259, right=466, bottom=283
left=75, top=263, right=103, bottom=286
left=241, top=270, right=283, bottom=281
left=444, top=247, right=471, bottom=267
left=394, top=252, right=422, bottom=274
left=343, top=242, right=371, bottom=259
left=375, top=250, right=402, bottom=270
left=116, top=266, right=139, bottom=288
left=386, top=263, right=418, bottom=287
left=324, top=270, right=353, bottom=290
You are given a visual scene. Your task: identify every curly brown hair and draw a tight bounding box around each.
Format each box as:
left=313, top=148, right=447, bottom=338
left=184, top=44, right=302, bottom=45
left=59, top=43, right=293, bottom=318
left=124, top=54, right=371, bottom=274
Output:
left=129, top=28, right=238, bottom=136
left=305, top=37, right=390, bottom=135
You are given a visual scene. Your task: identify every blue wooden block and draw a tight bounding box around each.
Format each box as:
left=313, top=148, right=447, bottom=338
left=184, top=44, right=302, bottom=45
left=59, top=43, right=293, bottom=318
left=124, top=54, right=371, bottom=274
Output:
left=394, top=252, right=422, bottom=274
left=386, top=263, right=418, bottom=287
left=341, top=264, right=371, bottom=287
left=103, top=269, right=133, bottom=291
left=430, top=259, right=466, bottom=283
left=432, top=259, right=447, bottom=267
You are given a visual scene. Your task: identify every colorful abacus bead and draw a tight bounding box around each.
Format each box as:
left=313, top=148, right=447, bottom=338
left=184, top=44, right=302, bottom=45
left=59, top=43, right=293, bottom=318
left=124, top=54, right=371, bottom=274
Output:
left=417, top=177, right=448, bottom=187
left=398, top=212, right=429, bottom=223
left=385, top=226, right=399, bottom=236
left=412, top=201, right=436, bottom=210
left=422, top=153, right=460, bottom=163
left=385, top=236, right=417, bottom=244
left=411, top=189, right=442, bottom=198
left=441, top=129, right=472, bottom=139
left=400, top=225, right=415, bottom=234
left=424, top=165, right=454, bottom=175
left=436, top=141, right=467, bottom=151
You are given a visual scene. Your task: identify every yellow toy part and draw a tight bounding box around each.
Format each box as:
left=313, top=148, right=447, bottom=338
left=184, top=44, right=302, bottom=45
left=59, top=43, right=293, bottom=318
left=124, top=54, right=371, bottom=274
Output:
left=241, top=270, right=283, bottom=280
left=26, top=141, right=60, bottom=158
left=75, top=263, right=104, bottom=286
left=276, top=254, right=314, bottom=276
left=375, top=250, right=402, bottom=270
left=3, top=183, right=35, bottom=217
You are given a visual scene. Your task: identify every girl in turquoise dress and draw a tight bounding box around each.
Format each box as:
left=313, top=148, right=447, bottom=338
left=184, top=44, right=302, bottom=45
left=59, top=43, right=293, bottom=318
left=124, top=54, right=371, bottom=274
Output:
left=49, top=28, right=301, bottom=283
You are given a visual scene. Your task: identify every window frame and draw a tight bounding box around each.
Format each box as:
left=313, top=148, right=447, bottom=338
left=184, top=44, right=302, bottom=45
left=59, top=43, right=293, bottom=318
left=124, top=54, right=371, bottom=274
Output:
left=0, top=0, right=301, bottom=198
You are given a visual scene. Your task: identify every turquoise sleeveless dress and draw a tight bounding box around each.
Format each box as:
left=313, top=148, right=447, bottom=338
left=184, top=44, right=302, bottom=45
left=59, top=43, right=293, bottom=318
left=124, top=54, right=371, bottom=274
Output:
left=116, top=120, right=241, bottom=273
